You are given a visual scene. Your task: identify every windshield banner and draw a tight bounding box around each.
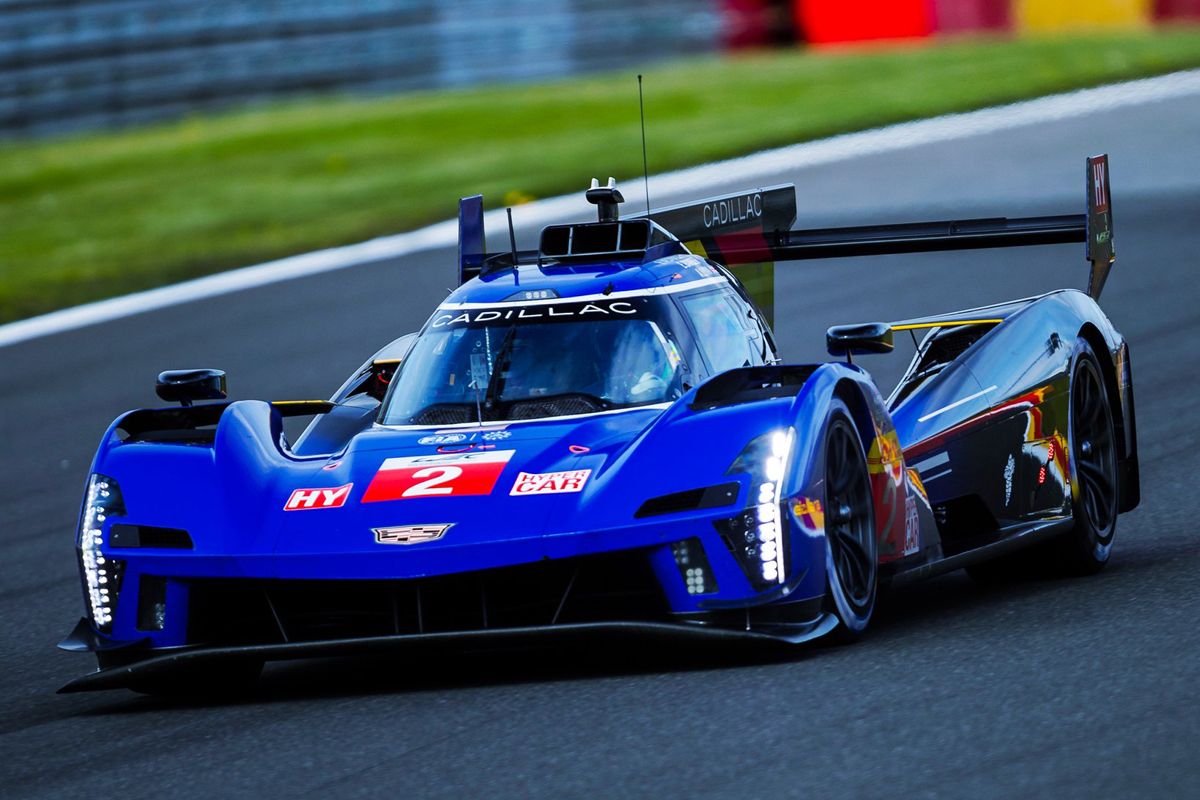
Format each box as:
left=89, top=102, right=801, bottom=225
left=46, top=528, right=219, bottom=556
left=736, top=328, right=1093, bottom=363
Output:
left=431, top=299, right=641, bottom=329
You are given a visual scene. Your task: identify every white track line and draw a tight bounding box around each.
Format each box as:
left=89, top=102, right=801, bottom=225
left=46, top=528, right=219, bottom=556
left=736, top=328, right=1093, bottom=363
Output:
left=3, top=68, right=1199, bottom=349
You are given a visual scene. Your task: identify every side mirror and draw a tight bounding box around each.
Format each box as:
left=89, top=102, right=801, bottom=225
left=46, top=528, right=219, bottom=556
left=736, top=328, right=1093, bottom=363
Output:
left=826, top=323, right=894, bottom=360
left=156, top=369, right=227, bottom=407
left=332, top=332, right=419, bottom=404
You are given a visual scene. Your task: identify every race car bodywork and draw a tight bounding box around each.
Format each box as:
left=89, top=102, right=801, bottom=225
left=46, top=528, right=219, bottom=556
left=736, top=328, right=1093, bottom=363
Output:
left=60, top=158, right=1139, bottom=693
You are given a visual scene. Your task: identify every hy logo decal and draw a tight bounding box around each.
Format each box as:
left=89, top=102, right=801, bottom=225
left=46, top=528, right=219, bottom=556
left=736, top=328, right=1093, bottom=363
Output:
left=285, top=484, right=353, bottom=510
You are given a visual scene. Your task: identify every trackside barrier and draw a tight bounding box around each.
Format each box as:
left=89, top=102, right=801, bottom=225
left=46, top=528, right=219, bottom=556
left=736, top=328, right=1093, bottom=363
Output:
left=0, top=0, right=721, bottom=137
left=934, top=0, right=1012, bottom=33
left=795, top=0, right=934, bottom=44
left=1155, top=0, right=1200, bottom=19
left=7, top=0, right=1198, bottom=136
left=1014, top=0, right=1152, bottom=31
left=787, top=0, right=1195, bottom=44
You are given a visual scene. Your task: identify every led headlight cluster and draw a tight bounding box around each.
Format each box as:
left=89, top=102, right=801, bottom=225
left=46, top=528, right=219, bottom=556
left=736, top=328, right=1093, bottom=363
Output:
left=78, top=473, right=126, bottom=631
left=715, top=428, right=795, bottom=590
left=670, top=538, right=717, bottom=595
left=756, top=430, right=793, bottom=584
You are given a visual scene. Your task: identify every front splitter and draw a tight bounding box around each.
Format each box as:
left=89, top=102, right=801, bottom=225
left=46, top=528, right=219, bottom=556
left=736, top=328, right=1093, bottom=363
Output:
left=59, top=615, right=837, bottom=693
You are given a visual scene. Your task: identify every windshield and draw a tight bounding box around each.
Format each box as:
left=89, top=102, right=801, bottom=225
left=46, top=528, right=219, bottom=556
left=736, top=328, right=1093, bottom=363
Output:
left=380, top=296, right=689, bottom=425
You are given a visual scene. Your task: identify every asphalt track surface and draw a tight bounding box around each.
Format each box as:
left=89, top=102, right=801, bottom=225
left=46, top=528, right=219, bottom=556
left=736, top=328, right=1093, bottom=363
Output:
left=2, top=90, right=1199, bottom=799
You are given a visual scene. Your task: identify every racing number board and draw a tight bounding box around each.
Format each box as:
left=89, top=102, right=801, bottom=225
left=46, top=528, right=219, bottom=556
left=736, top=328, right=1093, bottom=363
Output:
left=362, top=451, right=514, bottom=502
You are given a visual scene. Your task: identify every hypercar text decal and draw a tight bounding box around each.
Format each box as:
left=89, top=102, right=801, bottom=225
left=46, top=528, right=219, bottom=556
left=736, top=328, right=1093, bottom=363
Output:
left=362, top=450, right=514, bottom=502
left=509, top=469, right=591, bottom=496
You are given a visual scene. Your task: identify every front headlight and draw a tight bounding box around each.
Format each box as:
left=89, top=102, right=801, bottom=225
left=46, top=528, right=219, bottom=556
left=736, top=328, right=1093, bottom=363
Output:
left=716, top=428, right=795, bottom=589
left=77, top=473, right=126, bottom=631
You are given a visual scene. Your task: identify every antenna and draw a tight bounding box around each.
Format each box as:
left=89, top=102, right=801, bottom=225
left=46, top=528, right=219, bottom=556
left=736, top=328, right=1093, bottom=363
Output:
left=637, top=74, right=651, bottom=215
left=506, top=207, right=518, bottom=267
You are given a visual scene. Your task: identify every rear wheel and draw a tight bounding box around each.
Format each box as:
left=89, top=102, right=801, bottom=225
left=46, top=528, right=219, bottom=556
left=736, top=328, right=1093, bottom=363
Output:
left=823, top=405, right=877, bottom=640
left=1051, top=343, right=1119, bottom=574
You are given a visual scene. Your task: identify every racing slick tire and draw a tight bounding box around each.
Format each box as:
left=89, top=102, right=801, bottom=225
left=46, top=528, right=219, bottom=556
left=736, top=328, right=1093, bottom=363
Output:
left=822, top=401, right=878, bottom=641
left=1050, top=341, right=1119, bottom=575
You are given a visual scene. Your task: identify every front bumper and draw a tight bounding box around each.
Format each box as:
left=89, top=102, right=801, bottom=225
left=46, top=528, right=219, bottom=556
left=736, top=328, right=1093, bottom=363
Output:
left=77, top=496, right=832, bottom=650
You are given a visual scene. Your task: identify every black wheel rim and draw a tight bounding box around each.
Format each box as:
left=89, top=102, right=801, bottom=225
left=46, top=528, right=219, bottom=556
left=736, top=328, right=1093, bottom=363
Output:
left=826, top=420, right=875, bottom=611
left=1072, top=359, right=1117, bottom=537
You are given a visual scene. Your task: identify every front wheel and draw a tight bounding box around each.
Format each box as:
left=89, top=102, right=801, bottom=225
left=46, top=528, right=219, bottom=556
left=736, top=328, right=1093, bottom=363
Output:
left=823, top=404, right=878, bottom=640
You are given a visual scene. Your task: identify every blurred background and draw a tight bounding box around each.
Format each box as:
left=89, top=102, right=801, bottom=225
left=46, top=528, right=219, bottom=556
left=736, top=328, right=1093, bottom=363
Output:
left=3, top=0, right=1200, bottom=136
left=2, top=0, right=718, bottom=137
left=2, top=1, right=1200, bottom=326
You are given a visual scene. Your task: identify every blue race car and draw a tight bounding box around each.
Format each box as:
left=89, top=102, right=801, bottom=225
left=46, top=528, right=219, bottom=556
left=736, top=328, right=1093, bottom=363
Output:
left=60, top=157, right=1139, bottom=694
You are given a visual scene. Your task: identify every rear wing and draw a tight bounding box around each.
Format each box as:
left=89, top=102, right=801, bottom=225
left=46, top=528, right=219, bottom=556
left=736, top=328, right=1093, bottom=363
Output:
left=455, top=154, right=1115, bottom=301
left=707, top=155, right=1116, bottom=300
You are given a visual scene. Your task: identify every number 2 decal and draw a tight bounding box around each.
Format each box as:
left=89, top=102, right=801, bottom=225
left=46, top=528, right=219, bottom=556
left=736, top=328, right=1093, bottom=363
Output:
left=401, top=466, right=463, bottom=497
left=362, top=450, right=515, bottom=503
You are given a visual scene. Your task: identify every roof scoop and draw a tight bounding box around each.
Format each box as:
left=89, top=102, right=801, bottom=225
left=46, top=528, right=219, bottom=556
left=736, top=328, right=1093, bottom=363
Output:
left=586, top=177, right=624, bottom=222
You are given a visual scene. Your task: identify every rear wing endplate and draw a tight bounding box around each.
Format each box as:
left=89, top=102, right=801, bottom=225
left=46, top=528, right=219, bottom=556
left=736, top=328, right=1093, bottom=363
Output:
left=1085, top=154, right=1115, bottom=298
left=458, top=195, right=486, bottom=285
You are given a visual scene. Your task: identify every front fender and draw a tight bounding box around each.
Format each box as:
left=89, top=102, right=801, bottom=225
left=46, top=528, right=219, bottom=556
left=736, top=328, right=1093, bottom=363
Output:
left=626, top=362, right=906, bottom=610
left=786, top=363, right=918, bottom=568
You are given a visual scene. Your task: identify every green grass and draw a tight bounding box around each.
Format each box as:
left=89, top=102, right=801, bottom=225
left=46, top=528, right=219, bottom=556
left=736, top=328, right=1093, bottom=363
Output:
left=3, top=29, right=1200, bottom=323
